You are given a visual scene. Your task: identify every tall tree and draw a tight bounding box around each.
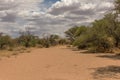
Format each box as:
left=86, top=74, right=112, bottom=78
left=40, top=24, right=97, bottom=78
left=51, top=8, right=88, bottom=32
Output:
left=115, top=0, right=120, bottom=13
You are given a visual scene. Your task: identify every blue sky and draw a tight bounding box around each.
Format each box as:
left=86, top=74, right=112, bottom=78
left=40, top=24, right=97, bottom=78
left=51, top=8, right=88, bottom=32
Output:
left=39, top=0, right=60, bottom=11
left=0, top=0, right=114, bottom=37
left=43, top=0, right=60, bottom=4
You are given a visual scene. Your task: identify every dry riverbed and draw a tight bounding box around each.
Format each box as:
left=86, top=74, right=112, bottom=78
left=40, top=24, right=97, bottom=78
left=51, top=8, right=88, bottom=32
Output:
left=0, top=46, right=120, bottom=80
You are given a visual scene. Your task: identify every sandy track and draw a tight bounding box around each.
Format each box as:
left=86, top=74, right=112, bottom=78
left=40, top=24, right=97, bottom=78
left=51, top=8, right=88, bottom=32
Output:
left=0, top=46, right=120, bottom=80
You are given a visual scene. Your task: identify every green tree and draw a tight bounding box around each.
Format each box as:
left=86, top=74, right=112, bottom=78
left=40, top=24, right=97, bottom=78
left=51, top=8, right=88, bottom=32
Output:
left=65, top=26, right=78, bottom=42
left=115, top=0, right=120, bottom=13
left=65, top=26, right=88, bottom=44
left=0, top=34, right=13, bottom=49
left=17, top=28, right=39, bottom=47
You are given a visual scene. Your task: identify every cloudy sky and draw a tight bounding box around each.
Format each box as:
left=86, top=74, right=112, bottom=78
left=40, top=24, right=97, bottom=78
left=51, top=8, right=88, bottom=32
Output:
left=0, top=0, right=114, bottom=37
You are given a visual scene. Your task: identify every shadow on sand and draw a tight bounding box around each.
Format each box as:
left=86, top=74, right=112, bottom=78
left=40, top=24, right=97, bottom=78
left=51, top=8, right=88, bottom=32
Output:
left=91, top=65, right=120, bottom=79
left=78, top=50, right=107, bottom=55
left=96, top=54, right=120, bottom=60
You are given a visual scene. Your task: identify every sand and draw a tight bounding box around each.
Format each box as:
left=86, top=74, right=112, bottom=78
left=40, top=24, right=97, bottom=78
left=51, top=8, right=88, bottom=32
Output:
left=0, top=46, right=120, bottom=80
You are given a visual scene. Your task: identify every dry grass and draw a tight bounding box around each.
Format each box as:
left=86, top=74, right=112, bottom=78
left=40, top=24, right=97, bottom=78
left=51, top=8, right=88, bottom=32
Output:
left=0, top=47, right=31, bottom=58
left=0, top=50, right=13, bottom=58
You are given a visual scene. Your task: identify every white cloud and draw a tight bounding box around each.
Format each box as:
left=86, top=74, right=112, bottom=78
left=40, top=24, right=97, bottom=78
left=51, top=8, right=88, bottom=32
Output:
left=0, top=0, right=115, bottom=37
left=47, top=0, right=114, bottom=29
left=48, top=0, right=114, bottom=15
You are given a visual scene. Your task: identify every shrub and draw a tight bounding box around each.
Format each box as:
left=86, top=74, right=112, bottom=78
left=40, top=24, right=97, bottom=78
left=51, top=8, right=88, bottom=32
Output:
left=0, top=35, right=13, bottom=49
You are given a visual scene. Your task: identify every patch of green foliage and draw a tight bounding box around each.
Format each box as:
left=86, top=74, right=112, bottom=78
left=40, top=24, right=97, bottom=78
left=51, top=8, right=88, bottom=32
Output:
left=65, top=0, right=120, bottom=52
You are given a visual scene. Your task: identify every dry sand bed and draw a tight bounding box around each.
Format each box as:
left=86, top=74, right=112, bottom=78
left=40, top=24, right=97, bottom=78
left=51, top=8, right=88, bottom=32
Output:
left=0, top=46, right=120, bottom=80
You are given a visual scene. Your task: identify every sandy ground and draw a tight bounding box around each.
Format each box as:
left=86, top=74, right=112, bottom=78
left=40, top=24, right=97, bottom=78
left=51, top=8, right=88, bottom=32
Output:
left=0, top=46, right=120, bottom=80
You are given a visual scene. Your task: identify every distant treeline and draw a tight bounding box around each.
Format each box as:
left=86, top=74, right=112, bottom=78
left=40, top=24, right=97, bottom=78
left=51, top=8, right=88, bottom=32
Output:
left=65, top=0, right=120, bottom=52
left=0, top=31, right=68, bottom=50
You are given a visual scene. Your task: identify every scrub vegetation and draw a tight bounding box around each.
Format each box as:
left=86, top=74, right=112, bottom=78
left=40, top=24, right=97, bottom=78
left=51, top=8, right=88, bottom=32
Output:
left=65, top=0, right=120, bottom=53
